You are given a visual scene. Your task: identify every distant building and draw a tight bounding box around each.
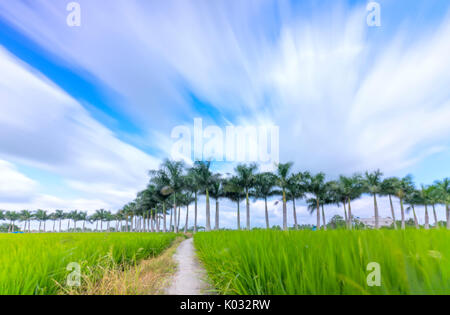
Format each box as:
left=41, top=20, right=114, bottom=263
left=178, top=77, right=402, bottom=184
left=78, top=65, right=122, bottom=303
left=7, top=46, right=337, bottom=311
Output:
left=360, top=216, right=394, bottom=228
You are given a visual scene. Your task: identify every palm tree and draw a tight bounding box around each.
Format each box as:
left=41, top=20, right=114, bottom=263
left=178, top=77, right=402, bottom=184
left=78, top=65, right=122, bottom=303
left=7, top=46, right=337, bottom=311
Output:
left=69, top=210, right=79, bottom=230
left=418, top=185, right=431, bottom=229
left=363, top=170, right=383, bottom=229
left=34, top=209, right=48, bottom=233
left=54, top=210, right=65, bottom=232
left=394, top=175, right=415, bottom=229
left=434, top=178, right=450, bottom=229
left=306, top=173, right=326, bottom=230
left=209, top=176, right=223, bottom=230
left=405, top=190, right=420, bottom=229
left=194, top=161, right=217, bottom=232
left=380, top=177, right=401, bottom=229
left=78, top=211, right=88, bottom=232
left=253, top=172, right=277, bottom=229
left=275, top=162, right=293, bottom=231
left=339, top=174, right=364, bottom=229
left=235, top=163, right=258, bottom=230
left=185, top=167, right=201, bottom=233
left=150, top=159, right=185, bottom=233
left=286, top=172, right=308, bottom=230
left=427, top=185, right=441, bottom=228
left=5, top=211, right=20, bottom=232
left=223, top=176, right=244, bottom=230
left=20, top=210, right=33, bottom=233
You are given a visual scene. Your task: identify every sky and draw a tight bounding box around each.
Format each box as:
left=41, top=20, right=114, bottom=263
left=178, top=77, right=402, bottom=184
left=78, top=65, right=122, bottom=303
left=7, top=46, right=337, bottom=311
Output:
left=0, top=0, right=449, bottom=229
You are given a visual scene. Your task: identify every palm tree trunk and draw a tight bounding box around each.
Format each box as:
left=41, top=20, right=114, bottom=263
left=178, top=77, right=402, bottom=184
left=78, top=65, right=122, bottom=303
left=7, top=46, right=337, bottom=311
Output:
left=163, top=203, right=167, bottom=233
left=246, top=188, right=250, bottom=230
left=432, top=204, right=439, bottom=228
left=177, top=206, right=181, bottom=231
left=343, top=200, right=348, bottom=228
left=156, top=214, right=160, bottom=232
left=373, top=194, right=379, bottom=229
left=264, top=197, right=269, bottom=229
left=282, top=189, right=287, bottom=231
left=52, top=220, right=56, bottom=232
left=388, top=195, right=397, bottom=230
left=400, top=198, right=406, bottom=229
left=59, top=219, right=62, bottom=233
left=215, top=200, right=219, bottom=230
left=38, top=221, right=41, bottom=233
left=316, top=198, right=321, bottom=230
left=321, top=204, right=327, bottom=230
left=169, top=208, right=173, bottom=232
left=424, top=204, right=429, bottom=229
left=194, top=192, right=198, bottom=233
left=184, top=204, right=189, bottom=233
left=446, top=204, right=450, bottom=230
left=412, top=205, right=419, bottom=229
left=237, top=198, right=241, bottom=230
left=28, top=220, right=31, bottom=233
left=292, top=198, right=298, bottom=230
left=205, top=189, right=211, bottom=232
left=83, top=221, right=86, bottom=232
left=173, top=194, right=178, bottom=233
left=347, top=198, right=353, bottom=230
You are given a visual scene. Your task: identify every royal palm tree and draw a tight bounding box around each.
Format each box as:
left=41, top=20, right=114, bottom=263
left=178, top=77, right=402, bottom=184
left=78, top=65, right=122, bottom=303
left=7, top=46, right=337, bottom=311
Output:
left=5, top=211, right=20, bottom=232
left=275, top=162, right=293, bottom=231
left=286, top=172, right=308, bottom=230
left=209, top=176, right=224, bottom=230
left=253, top=172, right=277, bottom=229
left=223, top=176, right=244, bottom=230
left=53, top=210, right=65, bottom=232
left=235, top=163, right=258, bottom=230
left=380, top=177, right=401, bottom=229
left=363, top=170, right=383, bottom=229
left=34, top=209, right=48, bottom=233
left=194, top=161, right=217, bottom=232
left=405, top=190, right=420, bottom=229
left=394, top=175, right=415, bottom=229
left=185, top=167, right=201, bottom=233
left=418, top=185, right=431, bottom=229
left=150, top=159, right=185, bottom=233
left=20, top=210, right=33, bottom=233
left=427, top=185, right=441, bottom=228
left=339, top=174, right=364, bottom=229
left=306, top=173, right=326, bottom=230
left=434, top=178, right=450, bottom=229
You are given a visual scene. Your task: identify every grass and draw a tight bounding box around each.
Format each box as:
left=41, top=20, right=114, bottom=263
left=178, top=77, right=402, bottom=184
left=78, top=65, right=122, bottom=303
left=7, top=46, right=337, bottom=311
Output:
left=194, top=229, right=450, bottom=295
left=67, top=236, right=186, bottom=295
left=0, top=232, right=178, bottom=295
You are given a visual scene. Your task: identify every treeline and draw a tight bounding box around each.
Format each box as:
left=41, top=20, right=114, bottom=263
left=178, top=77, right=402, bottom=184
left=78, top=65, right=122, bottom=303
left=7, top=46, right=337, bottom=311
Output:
left=1, top=159, right=449, bottom=233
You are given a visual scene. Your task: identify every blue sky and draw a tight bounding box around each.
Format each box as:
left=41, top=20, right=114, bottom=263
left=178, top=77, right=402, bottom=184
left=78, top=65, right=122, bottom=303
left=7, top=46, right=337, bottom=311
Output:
left=0, top=0, right=449, bottom=228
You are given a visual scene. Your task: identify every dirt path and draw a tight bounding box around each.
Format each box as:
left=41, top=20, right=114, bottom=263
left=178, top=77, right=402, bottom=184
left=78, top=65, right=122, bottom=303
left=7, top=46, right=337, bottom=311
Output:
left=166, top=238, right=212, bottom=295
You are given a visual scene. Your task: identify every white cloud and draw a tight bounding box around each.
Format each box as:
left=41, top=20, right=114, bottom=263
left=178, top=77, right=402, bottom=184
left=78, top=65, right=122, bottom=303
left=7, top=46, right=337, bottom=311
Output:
left=0, top=47, right=160, bottom=210
left=0, top=160, right=37, bottom=203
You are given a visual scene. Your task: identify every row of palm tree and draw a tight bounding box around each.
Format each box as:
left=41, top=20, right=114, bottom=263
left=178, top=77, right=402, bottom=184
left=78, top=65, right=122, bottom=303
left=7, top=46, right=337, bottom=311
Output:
left=2, top=160, right=449, bottom=233
left=0, top=209, right=130, bottom=233
left=122, top=159, right=450, bottom=233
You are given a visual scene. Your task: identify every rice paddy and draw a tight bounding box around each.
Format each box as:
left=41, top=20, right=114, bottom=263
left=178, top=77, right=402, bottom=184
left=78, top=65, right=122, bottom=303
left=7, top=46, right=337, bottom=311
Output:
left=194, top=229, right=450, bottom=295
left=0, top=232, right=178, bottom=295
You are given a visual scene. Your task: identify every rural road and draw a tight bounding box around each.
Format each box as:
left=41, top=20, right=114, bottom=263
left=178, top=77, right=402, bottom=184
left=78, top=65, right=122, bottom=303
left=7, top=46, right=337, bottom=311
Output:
left=166, top=238, right=211, bottom=295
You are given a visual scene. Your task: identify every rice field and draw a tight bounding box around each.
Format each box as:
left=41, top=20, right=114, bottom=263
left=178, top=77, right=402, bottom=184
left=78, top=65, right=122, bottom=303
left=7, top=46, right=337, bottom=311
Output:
left=194, top=230, right=450, bottom=295
left=0, top=232, right=178, bottom=295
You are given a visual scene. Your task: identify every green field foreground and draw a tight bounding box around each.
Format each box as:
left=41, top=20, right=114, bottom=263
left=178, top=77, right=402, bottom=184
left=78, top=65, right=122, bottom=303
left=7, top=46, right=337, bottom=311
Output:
left=194, top=230, right=450, bottom=295
left=0, top=232, right=177, bottom=295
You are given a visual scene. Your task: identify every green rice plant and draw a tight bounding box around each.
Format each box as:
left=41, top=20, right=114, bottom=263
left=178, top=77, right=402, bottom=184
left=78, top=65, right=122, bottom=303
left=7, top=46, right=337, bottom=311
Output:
left=0, top=232, right=178, bottom=295
left=194, top=229, right=450, bottom=295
